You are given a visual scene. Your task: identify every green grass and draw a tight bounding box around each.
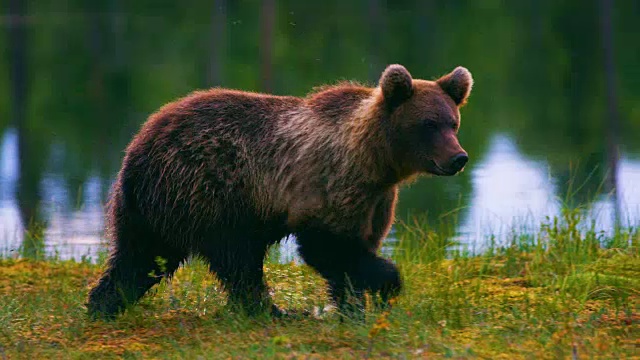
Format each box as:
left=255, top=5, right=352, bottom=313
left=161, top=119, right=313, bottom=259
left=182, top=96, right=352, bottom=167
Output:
left=0, top=209, right=638, bottom=359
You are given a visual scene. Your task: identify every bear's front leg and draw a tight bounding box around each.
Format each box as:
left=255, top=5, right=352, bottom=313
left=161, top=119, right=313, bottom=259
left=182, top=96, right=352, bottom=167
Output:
left=328, top=252, right=401, bottom=318
left=367, top=187, right=398, bottom=251
left=295, top=229, right=402, bottom=319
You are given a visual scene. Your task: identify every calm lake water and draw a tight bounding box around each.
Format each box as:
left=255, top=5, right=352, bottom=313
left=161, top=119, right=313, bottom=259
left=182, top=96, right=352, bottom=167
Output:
left=1, top=2, right=639, bottom=261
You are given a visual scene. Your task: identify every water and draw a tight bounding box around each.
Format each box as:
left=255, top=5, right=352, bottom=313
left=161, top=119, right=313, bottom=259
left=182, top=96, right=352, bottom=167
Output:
left=1, top=1, right=639, bottom=261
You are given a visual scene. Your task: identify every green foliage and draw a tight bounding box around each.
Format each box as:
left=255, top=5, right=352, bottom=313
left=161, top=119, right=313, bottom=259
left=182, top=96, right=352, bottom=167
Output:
left=6, top=0, right=639, bottom=235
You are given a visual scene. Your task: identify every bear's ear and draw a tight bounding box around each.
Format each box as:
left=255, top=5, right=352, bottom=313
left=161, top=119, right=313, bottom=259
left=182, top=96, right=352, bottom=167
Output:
left=379, top=64, right=414, bottom=109
left=436, top=66, right=473, bottom=106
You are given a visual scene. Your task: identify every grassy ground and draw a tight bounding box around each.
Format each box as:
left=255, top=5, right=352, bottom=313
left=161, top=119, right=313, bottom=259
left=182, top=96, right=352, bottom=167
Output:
left=0, top=211, right=638, bottom=359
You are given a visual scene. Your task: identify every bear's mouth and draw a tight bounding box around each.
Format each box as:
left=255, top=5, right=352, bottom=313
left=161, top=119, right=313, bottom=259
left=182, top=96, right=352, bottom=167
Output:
left=426, top=160, right=460, bottom=176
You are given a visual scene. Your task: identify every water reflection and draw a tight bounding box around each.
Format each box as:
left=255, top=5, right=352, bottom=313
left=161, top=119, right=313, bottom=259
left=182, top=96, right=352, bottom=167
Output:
left=2, top=128, right=639, bottom=261
left=455, top=136, right=640, bottom=252
left=0, top=129, right=20, bottom=254
left=43, top=176, right=106, bottom=259
left=0, top=129, right=109, bottom=258
left=455, top=134, right=560, bottom=251
left=593, top=158, right=640, bottom=231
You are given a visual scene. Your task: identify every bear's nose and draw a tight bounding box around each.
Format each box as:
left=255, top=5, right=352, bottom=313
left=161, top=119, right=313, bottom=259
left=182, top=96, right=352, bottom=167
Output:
left=449, top=153, right=468, bottom=173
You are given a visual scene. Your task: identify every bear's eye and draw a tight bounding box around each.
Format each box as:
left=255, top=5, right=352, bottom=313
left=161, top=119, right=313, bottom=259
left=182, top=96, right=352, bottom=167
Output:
left=422, top=121, right=438, bottom=131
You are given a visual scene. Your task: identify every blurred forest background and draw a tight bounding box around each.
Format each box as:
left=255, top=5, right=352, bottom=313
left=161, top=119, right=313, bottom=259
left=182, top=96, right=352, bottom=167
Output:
left=1, top=0, right=639, bottom=260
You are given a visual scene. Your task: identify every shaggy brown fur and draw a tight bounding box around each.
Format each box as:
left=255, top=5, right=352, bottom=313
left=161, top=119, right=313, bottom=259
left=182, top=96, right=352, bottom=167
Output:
left=87, top=64, right=473, bottom=319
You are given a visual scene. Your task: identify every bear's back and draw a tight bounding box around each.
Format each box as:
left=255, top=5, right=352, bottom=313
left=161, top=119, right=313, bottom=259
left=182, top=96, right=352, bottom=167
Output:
left=117, top=85, right=381, bottom=239
left=118, top=89, right=303, bottom=235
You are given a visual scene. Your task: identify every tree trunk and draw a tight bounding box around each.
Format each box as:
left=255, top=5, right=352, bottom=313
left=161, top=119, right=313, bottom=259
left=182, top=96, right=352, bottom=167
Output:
left=208, top=0, right=227, bottom=87
left=260, top=0, right=275, bottom=92
left=367, top=0, right=383, bottom=83
left=600, top=0, right=621, bottom=226
left=9, top=0, right=45, bottom=258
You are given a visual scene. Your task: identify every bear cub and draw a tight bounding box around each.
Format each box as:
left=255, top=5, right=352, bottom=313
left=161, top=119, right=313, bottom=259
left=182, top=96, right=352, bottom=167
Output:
left=87, top=64, right=473, bottom=319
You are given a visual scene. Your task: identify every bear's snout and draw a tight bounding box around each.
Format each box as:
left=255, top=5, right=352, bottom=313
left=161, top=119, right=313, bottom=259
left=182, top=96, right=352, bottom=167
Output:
left=446, top=152, right=469, bottom=174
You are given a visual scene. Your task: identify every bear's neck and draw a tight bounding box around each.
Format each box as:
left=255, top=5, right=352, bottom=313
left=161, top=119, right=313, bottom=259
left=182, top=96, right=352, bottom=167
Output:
left=301, top=85, right=400, bottom=188
left=341, top=94, right=399, bottom=187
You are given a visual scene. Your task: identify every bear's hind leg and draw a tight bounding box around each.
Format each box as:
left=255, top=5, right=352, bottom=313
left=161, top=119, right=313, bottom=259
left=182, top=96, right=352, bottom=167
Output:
left=199, top=239, right=275, bottom=316
left=87, top=221, right=187, bottom=320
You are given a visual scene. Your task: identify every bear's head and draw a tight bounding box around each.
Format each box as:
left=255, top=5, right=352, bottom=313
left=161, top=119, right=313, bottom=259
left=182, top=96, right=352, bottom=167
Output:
left=378, top=64, right=473, bottom=178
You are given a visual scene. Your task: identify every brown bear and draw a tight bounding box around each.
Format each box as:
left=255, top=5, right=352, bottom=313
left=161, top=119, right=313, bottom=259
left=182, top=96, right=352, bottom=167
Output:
left=87, top=64, right=472, bottom=319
